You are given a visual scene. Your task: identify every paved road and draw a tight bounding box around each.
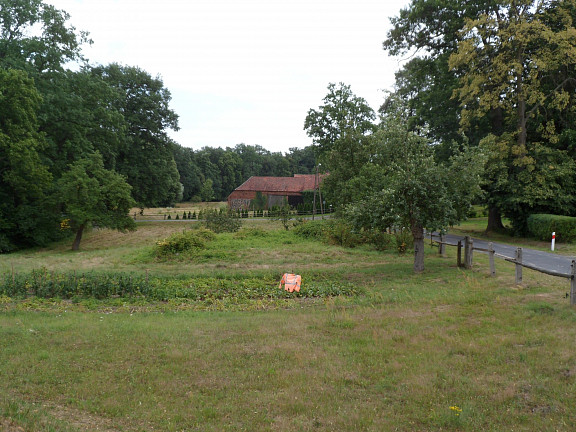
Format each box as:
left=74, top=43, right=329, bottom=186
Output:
left=429, top=233, right=576, bottom=277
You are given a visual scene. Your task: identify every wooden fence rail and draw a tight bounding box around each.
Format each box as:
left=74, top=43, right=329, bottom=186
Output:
left=433, top=234, right=576, bottom=306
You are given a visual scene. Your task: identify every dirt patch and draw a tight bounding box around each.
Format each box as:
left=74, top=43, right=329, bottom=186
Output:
left=0, top=418, right=25, bottom=432
left=44, top=403, right=123, bottom=432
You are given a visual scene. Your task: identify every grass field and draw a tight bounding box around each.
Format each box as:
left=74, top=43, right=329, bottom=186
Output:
left=1, top=217, right=576, bottom=431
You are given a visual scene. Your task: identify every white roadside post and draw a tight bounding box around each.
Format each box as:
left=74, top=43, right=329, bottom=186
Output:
left=551, top=232, right=556, bottom=251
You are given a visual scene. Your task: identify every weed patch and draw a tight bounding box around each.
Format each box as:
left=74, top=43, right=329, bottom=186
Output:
left=0, top=269, right=363, bottom=307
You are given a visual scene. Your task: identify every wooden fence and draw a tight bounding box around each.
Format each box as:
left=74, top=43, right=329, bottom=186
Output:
left=433, top=234, right=576, bottom=306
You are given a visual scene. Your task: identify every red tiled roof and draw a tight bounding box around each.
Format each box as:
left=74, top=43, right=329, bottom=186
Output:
left=234, top=175, right=319, bottom=194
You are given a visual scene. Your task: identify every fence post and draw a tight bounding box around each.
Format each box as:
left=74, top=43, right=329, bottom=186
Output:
left=571, top=261, right=576, bottom=307
left=439, top=234, right=446, bottom=257
left=488, top=242, right=496, bottom=276
left=464, top=236, right=474, bottom=269
left=457, top=240, right=462, bottom=267
left=515, top=247, right=523, bottom=285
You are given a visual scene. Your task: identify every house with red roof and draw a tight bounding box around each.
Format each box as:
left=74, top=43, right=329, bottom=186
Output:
left=227, top=174, right=324, bottom=210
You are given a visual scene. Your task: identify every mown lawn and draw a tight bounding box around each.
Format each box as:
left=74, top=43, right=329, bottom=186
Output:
left=1, top=219, right=576, bottom=431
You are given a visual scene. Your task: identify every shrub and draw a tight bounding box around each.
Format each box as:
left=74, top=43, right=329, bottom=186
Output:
left=392, top=228, right=414, bottom=254
left=323, top=220, right=362, bottom=248
left=527, top=214, right=576, bottom=242
left=234, top=228, right=268, bottom=239
left=204, top=209, right=242, bottom=233
left=293, top=220, right=326, bottom=240
left=155, top=229, right=215, bottom=258
left=364, top=229, right=393, bottom=251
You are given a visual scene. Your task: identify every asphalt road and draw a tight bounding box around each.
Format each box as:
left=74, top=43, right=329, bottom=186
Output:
left=429, top=233, right=576, bottom=277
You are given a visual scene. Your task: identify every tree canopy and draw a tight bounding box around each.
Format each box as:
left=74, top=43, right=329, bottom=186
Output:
left=384, top=0, right=576, bottom=234
left=304, top=83, right=376, bottom=207
left=343, top=103, right=485, bottom=272
left=57, top=153, right=136, bottom=250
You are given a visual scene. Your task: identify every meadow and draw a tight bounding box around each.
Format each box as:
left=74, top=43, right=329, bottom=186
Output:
left=1, top=215, right=576, bottom=431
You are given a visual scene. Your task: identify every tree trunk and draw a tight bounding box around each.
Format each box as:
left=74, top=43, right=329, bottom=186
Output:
left=412, top=223, right=425, bottom=273
left=485, top=206, right=504, bottom=233
left=72, top=224, right=85, bottom=251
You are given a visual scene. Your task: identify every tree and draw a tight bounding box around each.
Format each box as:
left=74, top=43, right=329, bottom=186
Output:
left=37, top=68, right=129, bottom=177
left=172, top=144, right=202, bottom=201
left=57, top=153, right=136, bottom=250
left=252, top=191, right=267, bottom=210
left=0, top=68, right=55, bottom=252
left=449, top=0, right=576, bottom=233
left=91, top=64, right=181, bottom=207
left=0, top=0, right=90, bottom=74
left=199, top=178, right=215, bottom=202
left=304, top=83, right=376, bottom=207
left=344, top=107, right=485, bottom=273
left=383, top=1, right=498, bottom=148
left=286, top=146, right=317, bottom=174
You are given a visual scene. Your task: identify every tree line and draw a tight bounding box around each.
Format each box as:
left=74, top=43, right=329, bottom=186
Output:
left=0, top=0, right=316, bottom=252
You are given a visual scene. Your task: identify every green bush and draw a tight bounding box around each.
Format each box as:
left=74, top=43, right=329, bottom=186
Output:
left=294, top=220, right=326, bottom=240
left=527, top=214, right=576, bottom=242
left=155, top=229, right=215, bottom=257
left=364, top=230, right=393, bottom=251
left=204, top=209, right=242, bottom=233
left=323, top=220, right=362, bottom=248
left=234, top=227, right=268, bottom=239
left=392, top=228, right=414, bottom=254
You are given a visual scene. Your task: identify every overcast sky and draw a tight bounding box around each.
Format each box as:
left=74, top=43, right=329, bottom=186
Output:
left=48, top=0, right=410, bottom=153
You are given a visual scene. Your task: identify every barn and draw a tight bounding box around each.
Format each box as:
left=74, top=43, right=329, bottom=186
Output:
left=227, top=174, right=323, bottom=210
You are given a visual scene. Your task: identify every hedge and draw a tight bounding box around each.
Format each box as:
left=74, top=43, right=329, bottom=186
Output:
left=526, top=214, right=576, bottom=242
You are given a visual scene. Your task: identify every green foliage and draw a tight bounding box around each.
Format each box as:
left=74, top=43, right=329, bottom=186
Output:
left=269, top=203, right=295, bottom=231
left=0, top=269, right=362, bottom=301
left=322, top=220, right=363, bottom=248
left=293, top=220, right=326, bottom=240
left=342, top=108, right=485, bottom=271
left=204, top=209, right=242, bottom=233
left=293, top=220, right=414, bottom=253
left=527, top=214, right=576, bottom=242
left=199, top=178, right=215, bottom=202
left=0, top=68, right=54, bottom=252
left=234, top=227, right=268, bottom=239
left=252, top=191, right=267, bottom=210
left=0, top=0, right=90, bottom=74
left=448, top=1, right=576, bottom=234
left=90, top=63, right=181, bottom=207
left=304, top=83, right=376, bottom=208
left=155, top=229, right=215, bottom=258
left=392, top=229, right=414, bottom=254
left=57, top=152, right=136, bottom=250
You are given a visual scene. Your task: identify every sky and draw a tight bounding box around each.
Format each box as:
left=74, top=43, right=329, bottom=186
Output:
left=48, top=0, right=410, bottom=154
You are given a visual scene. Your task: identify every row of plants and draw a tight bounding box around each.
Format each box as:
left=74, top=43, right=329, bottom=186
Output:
left=0, top=270, right=362, bottom=301
left=161, top=206, right=334, bottom=221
